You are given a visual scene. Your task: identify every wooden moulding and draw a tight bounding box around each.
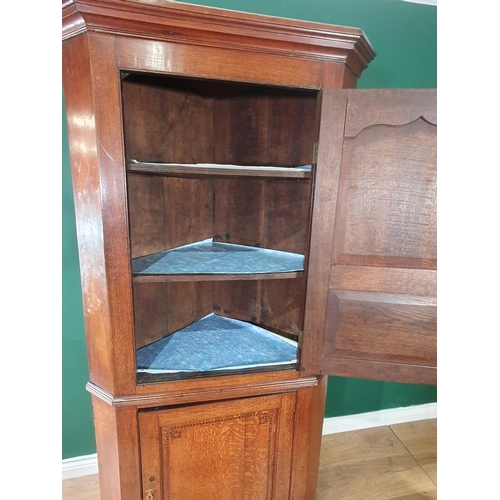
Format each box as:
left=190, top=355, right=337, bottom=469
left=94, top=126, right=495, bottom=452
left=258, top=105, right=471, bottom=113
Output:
left=62, top=0, right=375, bottom=77
left=86, top=375, right=319, bottom=408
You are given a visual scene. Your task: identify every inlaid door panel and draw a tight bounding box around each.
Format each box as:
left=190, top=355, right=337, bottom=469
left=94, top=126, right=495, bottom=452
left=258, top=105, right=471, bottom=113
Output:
left=139, top=393, right=296, bottom=500
left=303, top=89, right=436, bottom=385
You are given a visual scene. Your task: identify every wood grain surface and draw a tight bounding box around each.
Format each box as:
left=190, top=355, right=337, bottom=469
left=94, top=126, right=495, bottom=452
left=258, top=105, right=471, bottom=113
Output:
left=303, top=89, right=437, bottom=385
left=317, top=419, right=437, bottom=499
left=139, top=394, right=296, bottom=500
left=63, top=419, right=437, bottom=500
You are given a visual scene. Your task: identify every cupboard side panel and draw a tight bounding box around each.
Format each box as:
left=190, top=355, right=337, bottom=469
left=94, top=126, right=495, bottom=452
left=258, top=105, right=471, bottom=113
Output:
left=65, top=33, right=138, bottom=394
left=259, top=278, right=305, bottom=338
left=128, top=174, right=167, bottom=258
left=214, top=91, right=318, bottom=167
left=63, top=34, right=114, bottom=391
left=289, top=377, right=327, bottom=500
left=214, top=95, right=270, bottom=165
left=92, top=397, right=141, bottom=500
left=122, top=80, right=215, bottom=164
left=263, top=179, right=312, bottom=255
left=321, top=61, right=357, bottom=90
left=213, top=178, right=265, bottom=248
left=88, top=33, right=138, bottom=394
left=266, top=94, right=318, bottom=166
left=128, top=175, right=214, bottom=258
left=341, top=65, right=359, bottom=90
left=213, top=178, right=311, bottom=254
left=214, top=278, right=304, bottom=339
left=133, top=281, right=214, bottom=349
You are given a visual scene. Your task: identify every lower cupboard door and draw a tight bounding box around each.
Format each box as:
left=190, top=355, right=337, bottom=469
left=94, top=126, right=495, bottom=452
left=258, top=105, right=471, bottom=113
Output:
left=138, top=393, right=296, bottom=500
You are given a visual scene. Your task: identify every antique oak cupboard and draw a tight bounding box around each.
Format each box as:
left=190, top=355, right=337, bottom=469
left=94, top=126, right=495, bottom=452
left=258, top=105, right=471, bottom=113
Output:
left=62, top=1, right=437, bottom=499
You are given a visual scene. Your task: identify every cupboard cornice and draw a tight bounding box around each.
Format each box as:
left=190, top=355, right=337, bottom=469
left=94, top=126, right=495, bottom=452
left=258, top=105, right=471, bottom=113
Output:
left=62, top=0, right=375, bottom=76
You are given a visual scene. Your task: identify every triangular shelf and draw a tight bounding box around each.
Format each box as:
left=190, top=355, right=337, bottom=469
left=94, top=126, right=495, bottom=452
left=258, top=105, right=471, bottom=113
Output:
left=136, top=313, right=298, bottom=374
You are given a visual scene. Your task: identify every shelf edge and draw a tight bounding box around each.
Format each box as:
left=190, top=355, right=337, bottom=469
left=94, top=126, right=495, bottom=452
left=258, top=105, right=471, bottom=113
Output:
left=86, top=376, right=319, bottom=407
left=127, top=161, right=311, bottom=179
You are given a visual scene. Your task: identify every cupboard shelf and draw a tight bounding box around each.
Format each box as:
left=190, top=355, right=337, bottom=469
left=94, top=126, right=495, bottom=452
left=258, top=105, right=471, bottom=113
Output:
left=132, top=239, right=305, bottom=278
left=133, top=272, right=302, bottom=283
left=136, top=313, right=298, bottom=375
left=127, top=159, right=312, bottom=179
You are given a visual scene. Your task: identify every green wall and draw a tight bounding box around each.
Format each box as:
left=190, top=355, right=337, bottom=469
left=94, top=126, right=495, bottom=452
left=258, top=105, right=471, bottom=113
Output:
left=62, top=0, right=437, bottom=459
left=63, top=96, right=97, bottom=459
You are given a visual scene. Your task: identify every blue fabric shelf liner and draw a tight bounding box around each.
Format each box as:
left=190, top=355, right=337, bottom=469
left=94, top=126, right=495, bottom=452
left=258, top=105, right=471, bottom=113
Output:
left=132, top=239, right=304, bottom=275
left=136, top=313, right=298, bottom=373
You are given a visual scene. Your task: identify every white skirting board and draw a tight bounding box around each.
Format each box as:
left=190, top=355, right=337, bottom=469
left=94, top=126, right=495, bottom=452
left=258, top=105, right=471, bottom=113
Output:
left=401, top=0, right=437, bottom=5
left=62, top=402, right=437, bottom=480
left=321, top=401, right=437, bottom=435
left=62, top=453, right=99, bottom=480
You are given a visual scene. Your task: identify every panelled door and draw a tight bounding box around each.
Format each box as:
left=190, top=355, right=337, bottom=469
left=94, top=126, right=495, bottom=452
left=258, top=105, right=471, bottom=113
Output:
left=302, top=89, right=437, bottom=385
left=138, top=393, right=296, bottom=500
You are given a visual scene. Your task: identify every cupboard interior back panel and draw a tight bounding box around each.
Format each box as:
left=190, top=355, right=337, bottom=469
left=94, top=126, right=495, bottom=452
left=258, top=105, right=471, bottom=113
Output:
left=122, top=73, right=318, bottom=166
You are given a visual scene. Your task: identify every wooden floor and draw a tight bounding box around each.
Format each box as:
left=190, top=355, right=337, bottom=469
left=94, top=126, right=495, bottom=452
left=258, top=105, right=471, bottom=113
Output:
left=62, top=418, right=436, bottom=500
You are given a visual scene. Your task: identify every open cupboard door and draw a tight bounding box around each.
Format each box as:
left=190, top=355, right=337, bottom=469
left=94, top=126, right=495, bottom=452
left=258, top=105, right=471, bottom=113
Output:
left=302, top=89, right=437, bottom=385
